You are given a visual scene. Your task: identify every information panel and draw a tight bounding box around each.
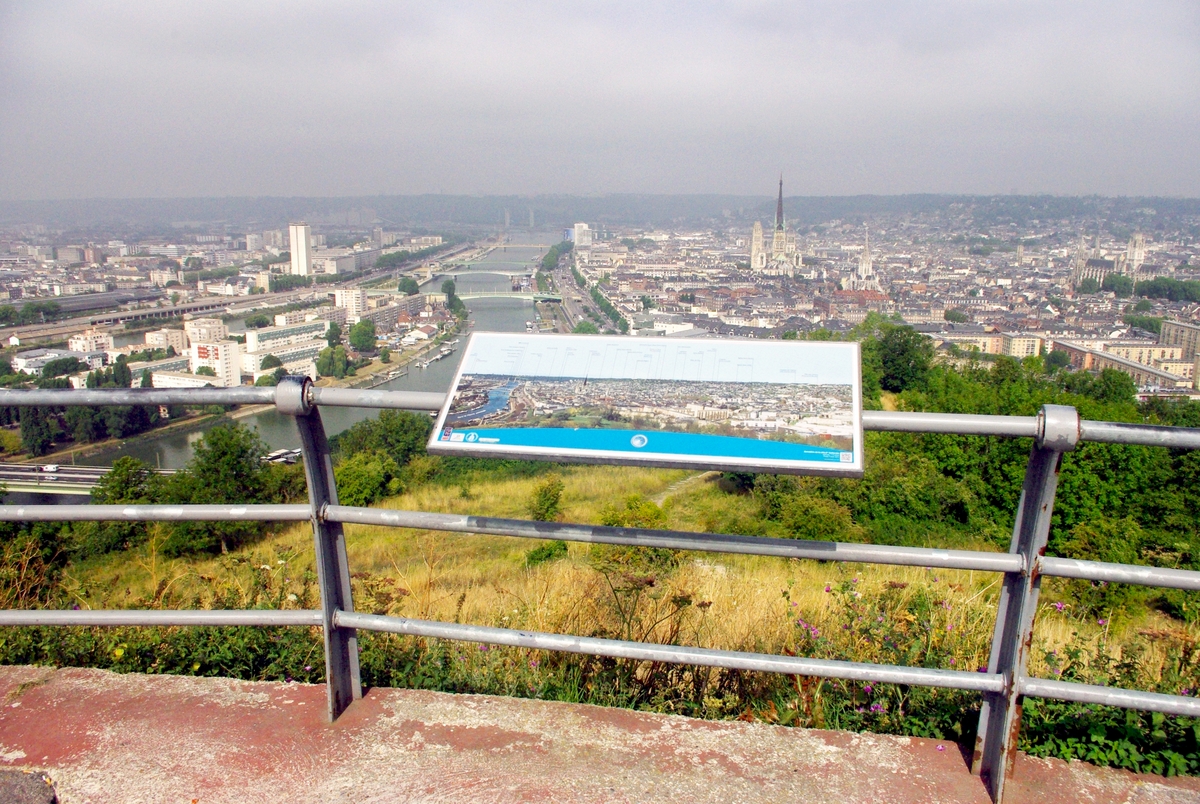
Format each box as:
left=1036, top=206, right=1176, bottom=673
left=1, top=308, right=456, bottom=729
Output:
left=429, top=333, right=864, bottom=476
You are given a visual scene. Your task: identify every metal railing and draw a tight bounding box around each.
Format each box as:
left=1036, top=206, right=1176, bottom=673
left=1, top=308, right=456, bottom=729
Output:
left=1, top=379, right=1199, bottom=802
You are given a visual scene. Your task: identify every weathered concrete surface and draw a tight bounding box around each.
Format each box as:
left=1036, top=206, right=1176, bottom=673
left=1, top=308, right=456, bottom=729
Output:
left=0, top=770, right=57, bottom=804
left=0, top=665, right=1197, bottom=803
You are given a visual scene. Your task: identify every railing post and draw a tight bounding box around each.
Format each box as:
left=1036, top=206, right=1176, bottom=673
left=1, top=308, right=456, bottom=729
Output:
left=973, top=404, right=1079, bottom=801
left=276, top=376, right=361, bottom=720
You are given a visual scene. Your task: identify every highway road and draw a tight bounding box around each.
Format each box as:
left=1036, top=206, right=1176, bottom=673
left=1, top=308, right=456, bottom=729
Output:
left=553, top=264, right=589, bottom=330
left=0, top=463, right=174, bottom=495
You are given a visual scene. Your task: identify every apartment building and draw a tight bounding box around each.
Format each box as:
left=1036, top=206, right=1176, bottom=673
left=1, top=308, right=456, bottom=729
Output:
left=190, top=341, right=242, bottom=387
left=68, top=329, right=115, bottom=353
left=144, top=328, right=188, bottom=353
left=244, top=320, right=329, bottom=354
left=184, top=318, right=228, bottom=346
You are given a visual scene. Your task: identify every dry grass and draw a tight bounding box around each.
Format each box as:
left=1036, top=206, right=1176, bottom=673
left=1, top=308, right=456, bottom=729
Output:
left=59, top=464, right=1200, bottom=692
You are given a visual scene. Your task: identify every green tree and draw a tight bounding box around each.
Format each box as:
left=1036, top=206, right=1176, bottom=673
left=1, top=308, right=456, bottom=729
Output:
left=19, top=407, right=54, bottom=457
left=74, top=457, right=165, bottom=557
left=40, top=357, right=81, bottom=378
left=1102, top=273, right=1134, bottom=297
left=1123, top=314, right=1163, bottom=334
left=398, top=277, right=420, bottom=295
left=163, top=424, right=270, bottom=555
left=316, top=345, right=349, bottom=378
left=878, top=325, right=934, bottom=392
left=1077, top=277, right=1101, bottom=293
left=379, top=346, right=391, bottom=363
left=349, top=320, right=377, bottom=352
left=334, top=450, right=403, bottom=506
left=259, top=354, right=283, bottom=369
left=441, top=279, right=466, bottom=316
left=111, top=359, right=132, bottom=388
left=195, top=366, right=217, bottom=377
left=330, top=409, right=431, bottom=467
left=572, top=321, right=599, bottom=334
left=64, top=407, right=105, bottom=443
left=944, top=309, right=969, bottom=323
left=244, top=314, right=271, bottom=328
left=1091, top=368, right=1137, bottom=404
left=326, top=322, right=342, bottom=348
left=1045, top=350, right=1071, bottom=372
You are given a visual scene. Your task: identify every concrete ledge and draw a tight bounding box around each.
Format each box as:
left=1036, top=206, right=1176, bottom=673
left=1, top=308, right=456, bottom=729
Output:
left=0, top=665, right=1197, bottom=803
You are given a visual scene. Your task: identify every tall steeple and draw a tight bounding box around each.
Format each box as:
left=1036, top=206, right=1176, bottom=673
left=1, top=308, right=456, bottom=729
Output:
left=775, top=175, right=784, bottom=231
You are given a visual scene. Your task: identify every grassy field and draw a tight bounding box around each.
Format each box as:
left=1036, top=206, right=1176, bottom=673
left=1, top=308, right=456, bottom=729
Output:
left=58, top=463, right=1195, bottom=691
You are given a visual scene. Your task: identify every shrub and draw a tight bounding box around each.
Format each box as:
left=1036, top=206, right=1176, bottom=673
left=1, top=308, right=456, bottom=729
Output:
left=527, top=475, right=564, bottom=522
left=525, top=540, right=568, bottom=567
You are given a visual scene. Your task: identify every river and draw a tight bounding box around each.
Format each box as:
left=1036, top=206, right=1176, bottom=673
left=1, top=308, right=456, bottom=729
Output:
left=77, top=238, right=550, bottom=471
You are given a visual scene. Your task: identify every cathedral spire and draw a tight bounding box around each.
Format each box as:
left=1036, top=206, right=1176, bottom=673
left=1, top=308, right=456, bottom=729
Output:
left=775, top=175, right=784, bottom=231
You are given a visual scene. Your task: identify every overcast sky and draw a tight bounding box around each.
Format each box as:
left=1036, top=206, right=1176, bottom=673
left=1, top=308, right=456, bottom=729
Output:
left=1, top=1, right=1198, bottom=200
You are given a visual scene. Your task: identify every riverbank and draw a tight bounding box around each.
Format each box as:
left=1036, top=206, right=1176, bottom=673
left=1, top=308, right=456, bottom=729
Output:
left=12, top=410, right=224, bottom=467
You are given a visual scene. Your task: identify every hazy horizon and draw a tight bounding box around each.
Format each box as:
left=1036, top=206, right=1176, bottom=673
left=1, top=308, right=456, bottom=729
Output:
left=2, top=2, right=1198, bottom=201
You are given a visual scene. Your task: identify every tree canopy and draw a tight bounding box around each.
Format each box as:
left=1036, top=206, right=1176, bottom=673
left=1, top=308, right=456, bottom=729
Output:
left=348, top=320, right=377, bottom=352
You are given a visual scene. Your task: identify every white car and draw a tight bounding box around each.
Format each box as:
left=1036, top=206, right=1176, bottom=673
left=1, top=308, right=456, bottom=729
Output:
left=41, top=464, right=59, bottom=473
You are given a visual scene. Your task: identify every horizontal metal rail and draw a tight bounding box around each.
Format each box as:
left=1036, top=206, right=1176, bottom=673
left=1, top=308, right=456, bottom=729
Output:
left=1039, top=556, right=1200, bottom=591
left=0, top=387, right=277, bottom=407
left=309, top=387, right=447, bottom=411
left=1, top=385, right=1197, bottom=450
left=862, top=410, right=1039, bottom=438
left=1080, top=419, right=1200, bottom=450
left=335, top=610, right=1005, bottom=693
left=1019, top=677, right=1200, bottom=718
left=0, top=504, right=312, bottom=522
left=325, top=505, right=1026, bottom=574
left=0, top=609, right=322, bottom=627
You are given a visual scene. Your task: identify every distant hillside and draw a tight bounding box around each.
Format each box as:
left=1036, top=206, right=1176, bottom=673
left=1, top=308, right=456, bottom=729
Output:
left=2, top=193, right=1199, bottom=230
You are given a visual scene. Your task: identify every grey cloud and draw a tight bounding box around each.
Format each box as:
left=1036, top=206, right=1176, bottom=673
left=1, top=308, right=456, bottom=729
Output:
left=0, top=1, right=1197, bottom=199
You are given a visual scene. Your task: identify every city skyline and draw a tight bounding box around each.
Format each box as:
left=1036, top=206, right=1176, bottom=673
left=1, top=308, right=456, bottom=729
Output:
left=1, top=2, right=1197, bottom=200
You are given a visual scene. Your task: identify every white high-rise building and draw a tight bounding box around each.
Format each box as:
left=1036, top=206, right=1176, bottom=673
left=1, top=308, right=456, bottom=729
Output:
left=245, top=233, right=263, bottom=251
left=190, top=340, right=242, bottom=387
left=334, top=288, right=369, bottom=322
left=572, top=223, right=593, bottom=248
left=289, top=222, right=312, bottom=276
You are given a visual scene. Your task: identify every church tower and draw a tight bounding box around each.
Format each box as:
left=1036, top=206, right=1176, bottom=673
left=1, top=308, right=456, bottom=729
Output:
left=771, top=176, right=787, bottom=257
left=749, top=176, right=799, bottom=277
left=847, top=227, right=881, bottom=292
left=751, top=221, right=765, bottom=270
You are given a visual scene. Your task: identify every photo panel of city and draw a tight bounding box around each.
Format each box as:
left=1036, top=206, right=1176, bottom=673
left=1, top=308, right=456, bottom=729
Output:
left=429, top=332, right=864, bottom=476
